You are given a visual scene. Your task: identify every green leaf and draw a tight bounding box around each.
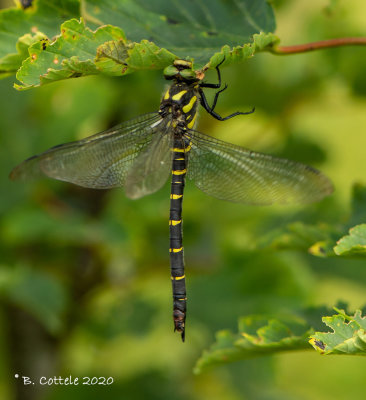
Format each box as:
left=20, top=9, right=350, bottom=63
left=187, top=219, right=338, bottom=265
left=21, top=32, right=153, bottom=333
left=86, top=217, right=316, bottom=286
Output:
left=0, top=32, right=47, bottom=73
left=194, top=315, right=312, bottom=374
left=0, top=264, right=68, bottom=334
left=15, top=18, right=128, bottom=89
left=94, top=39, right=129, bottom=75
left=84, top=0, right=277, bottom=67
left=14, top=1, right=278, bottom=88
left=15, top=18, right=177, bottom=89
left=333, top=224, right=366, bottom=256
left=0, top=0, right=80, bottom=74
left=94, top=31, right=277, bottom=76
left=195, top=305, right=357, bottom=372
left=95, top=39, right=177, bottom=76
left=310, top=309, right=366, bottom=355
left=15, top=20, right=277, bottom=90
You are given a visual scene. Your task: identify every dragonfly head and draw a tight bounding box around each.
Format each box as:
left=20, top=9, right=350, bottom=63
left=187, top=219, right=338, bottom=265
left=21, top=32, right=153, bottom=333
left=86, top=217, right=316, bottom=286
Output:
left=164, top=60, right=200, bottom=83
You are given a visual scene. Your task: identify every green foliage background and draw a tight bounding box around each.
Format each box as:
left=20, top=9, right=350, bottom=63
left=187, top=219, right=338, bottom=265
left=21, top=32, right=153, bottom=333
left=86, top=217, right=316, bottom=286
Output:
left=1, top=0, right=366, bottom=399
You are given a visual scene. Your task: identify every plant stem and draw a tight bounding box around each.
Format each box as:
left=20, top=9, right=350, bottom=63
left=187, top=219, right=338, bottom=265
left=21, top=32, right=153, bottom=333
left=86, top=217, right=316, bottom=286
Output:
left=270, top=37, right=366, bottom=55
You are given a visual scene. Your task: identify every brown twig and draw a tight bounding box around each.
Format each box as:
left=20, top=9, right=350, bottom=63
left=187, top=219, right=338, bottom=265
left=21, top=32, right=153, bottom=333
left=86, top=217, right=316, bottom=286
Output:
left=270, top=37, right=366, bottom=55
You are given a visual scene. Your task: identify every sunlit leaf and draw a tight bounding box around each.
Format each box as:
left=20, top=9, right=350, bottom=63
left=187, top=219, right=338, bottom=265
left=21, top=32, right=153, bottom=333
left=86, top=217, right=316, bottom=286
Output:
left=0, top=31, right=47, bottom=74
left=333, top=224, right=366, bottom=256
left=310, top=309, right=366, bottom=355
left=15, top=18, right=127, bottom=89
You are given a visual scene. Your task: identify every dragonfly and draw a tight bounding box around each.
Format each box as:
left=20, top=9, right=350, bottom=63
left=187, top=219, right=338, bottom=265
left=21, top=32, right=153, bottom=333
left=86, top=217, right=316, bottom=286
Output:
left=10, top=58, right=333, bottom=341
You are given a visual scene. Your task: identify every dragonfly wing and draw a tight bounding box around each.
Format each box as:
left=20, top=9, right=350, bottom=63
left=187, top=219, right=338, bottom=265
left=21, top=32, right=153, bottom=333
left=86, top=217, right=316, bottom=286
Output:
left=125, top=128, right=172, bottom=199
left=10, top=113, right=163, bottom=190
left=186, top=130, right=333, bottom=205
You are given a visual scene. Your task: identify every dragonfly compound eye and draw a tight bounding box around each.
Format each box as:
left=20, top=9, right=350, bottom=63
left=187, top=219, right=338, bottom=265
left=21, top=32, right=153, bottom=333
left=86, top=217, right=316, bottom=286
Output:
left=164, top=65, right=179, bottom=80
left=180, top=68, right=197, bottom=81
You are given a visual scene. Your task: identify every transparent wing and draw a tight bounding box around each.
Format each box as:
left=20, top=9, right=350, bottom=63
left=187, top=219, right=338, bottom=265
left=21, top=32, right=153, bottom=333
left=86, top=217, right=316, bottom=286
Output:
left=186, top=130, right=333, bottom=205
left=125, top=128, right=173, bottom=199
left=10, top=113, right=164, bottom=189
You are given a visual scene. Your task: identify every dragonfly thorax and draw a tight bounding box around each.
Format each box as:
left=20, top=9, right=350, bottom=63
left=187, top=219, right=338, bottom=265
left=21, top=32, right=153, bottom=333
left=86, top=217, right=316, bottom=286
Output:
left=159, top=81, right=199, bottom=131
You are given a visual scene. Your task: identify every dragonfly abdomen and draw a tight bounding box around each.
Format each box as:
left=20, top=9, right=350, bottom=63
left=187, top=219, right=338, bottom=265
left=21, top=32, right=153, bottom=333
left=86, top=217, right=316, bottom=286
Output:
left=169, top=136, right=191, bottom=342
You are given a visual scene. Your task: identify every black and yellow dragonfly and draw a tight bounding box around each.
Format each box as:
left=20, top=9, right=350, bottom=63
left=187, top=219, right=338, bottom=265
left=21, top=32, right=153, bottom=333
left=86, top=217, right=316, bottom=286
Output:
left=10, top=59, right=333, bottom=341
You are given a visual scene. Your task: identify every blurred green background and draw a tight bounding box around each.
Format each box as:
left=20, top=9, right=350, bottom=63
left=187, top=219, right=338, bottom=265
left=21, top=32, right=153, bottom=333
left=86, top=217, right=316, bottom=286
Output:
left=1, top=1, right=366, bottom=399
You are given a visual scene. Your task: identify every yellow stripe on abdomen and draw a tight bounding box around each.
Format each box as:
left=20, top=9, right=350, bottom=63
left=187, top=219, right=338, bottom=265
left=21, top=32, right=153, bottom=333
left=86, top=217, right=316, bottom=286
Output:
left=170, top=247, right=183, bottom=253
left=172, top=169, right=187, bottom=175
left=172, top=144, right=191, bottom=153
left=171, top=275, right=185, bottom=280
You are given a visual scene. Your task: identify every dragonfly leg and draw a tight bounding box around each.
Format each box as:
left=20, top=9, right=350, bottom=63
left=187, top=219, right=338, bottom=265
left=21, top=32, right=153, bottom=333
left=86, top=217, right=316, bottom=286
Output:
left=199, top=56, right=255, bottom=121
left=200, top=64, right=228, bottom=114
left=199, top=87, right=255, bottom=121
left=199, top=56, right=225, bottom=89
left=209, top=83, right=228, bottom=112
left=199, top=56, right=228, bottom=112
